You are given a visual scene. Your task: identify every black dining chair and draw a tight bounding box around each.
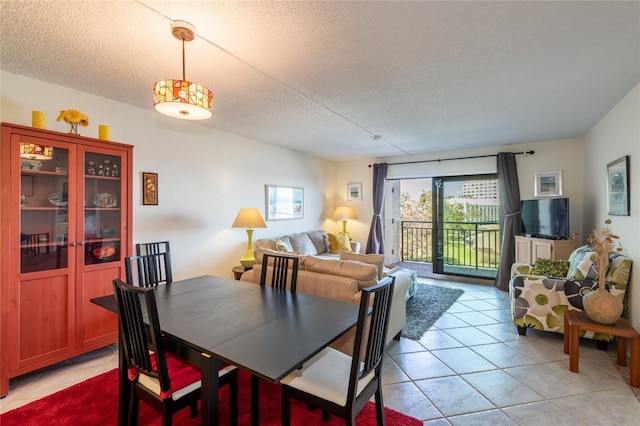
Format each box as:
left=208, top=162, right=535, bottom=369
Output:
left=280, top=276, right=395, bottom=426
left=136, top=241, right=171, bottom=257
left=259, top=253, right=299, bottom=291
left=125, top=253, right=172, bottom=287
left=112, top=279, right=238, bottom=426
left=251, top=252, right=300, bottom=425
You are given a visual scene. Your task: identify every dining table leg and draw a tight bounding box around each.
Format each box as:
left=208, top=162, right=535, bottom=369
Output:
left=200, top=353, right=221, bottom=426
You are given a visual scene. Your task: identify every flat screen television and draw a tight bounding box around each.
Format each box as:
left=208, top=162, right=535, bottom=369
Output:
left=521, top=197, right=570, bottom=240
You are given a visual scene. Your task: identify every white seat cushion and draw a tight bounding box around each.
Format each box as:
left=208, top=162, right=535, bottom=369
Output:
left=280, top=347, right=374, bottom=407
left=138, top=364, right=237, bottom=401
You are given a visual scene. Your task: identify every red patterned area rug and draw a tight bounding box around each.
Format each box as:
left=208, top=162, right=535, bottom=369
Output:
left=1, top=368, right=421, bottom=425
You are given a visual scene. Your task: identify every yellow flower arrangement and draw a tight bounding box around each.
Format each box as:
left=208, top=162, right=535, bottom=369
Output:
left=587, top=219, right=623, bottom=290
left=56, top=109, right=89, bottom=127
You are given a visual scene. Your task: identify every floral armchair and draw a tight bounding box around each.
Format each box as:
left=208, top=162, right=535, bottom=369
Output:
left=509, top=246, right=632, bottom=346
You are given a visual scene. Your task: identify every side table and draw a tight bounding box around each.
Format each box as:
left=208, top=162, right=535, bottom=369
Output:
left=232, top=265, right=251, bottom=280
left=564, top=310, right=640, bottom=387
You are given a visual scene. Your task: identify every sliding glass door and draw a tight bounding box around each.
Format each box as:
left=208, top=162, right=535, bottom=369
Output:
left=432, top=175, right=500, bottom=278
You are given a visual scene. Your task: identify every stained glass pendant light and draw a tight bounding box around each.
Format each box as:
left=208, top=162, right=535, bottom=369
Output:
left=153, top=21, right=213, bottom=120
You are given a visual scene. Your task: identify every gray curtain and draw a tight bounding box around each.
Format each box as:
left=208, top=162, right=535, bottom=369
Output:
left=494, top=152, right=521, bottom=291
left=366, top=163, right=388, bottom=254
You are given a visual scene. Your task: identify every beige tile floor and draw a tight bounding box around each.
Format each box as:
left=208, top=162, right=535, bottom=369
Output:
left=2, top=278, right=640, bottom=425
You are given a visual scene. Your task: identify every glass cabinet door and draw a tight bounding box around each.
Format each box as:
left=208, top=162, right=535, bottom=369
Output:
left=83, top=151, right=122, bottom=265
left=20, top=145, right=71, bottom=273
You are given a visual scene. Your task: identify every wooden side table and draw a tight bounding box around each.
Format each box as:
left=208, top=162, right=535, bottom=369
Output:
left=232, top=265, right=250, bottom=280
left=564, top=310, right=640, bottom=387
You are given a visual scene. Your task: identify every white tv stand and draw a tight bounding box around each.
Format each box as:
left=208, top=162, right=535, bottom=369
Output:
left=514, top=235, right=576, bottom=264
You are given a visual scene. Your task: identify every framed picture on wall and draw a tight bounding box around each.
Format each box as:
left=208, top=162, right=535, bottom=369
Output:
left=265, top=185, right=304, bottom=220
left=142, top=172, right=158, bottom=205
left=347, top=182, right=362, bottom=202
left=607, top=155, right=630, bottom=216
left=534, top=171, right=562, bottom=197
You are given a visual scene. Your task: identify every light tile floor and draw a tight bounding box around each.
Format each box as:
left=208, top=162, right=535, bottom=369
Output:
left=2, top=278, right=640, bottom=425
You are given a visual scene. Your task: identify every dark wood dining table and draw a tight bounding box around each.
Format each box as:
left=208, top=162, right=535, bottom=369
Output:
left=91, top=275, right=360, bottom=426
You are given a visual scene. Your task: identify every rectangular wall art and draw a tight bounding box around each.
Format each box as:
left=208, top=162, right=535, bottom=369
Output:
left=347, top=182, right=362, bottom=202
left=265, top=185, right=304, bottom=220
left=607, top=155, right=630, bottom=216
left=534, top=171, right=562, bottom=197
left=142, top=172, right=158, bottom=205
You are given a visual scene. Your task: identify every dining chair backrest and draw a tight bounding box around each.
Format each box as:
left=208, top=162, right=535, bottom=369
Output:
left=280, top=275, right=396, bottom=425
left=348, top=275, right=395, bottom=400
left=112, top=279, right=172, bottom=394
left=125, top=252, right=172, bottom=287
left=259, top=253, right=299, bottom=291
left=136, top=241, right=171, bottom=256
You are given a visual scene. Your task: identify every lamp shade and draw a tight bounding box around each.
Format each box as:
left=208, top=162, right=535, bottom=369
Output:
left=333, top=206, right=356, bottom=220
left=153, top=79, right=213, bottom=120
left=232, top=208, right=267, bottom=229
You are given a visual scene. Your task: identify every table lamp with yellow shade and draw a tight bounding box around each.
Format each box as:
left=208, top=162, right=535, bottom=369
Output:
left=232, top=208, right=267, bottom=268
left=333, top=206, right=356, bottom=235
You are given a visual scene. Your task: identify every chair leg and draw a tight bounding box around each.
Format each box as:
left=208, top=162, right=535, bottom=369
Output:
left=162, top=413, right=172, bottom=426
left=347, top=414, right=356, bottom=426
left=517, top=326, right=527, bottom=335
left=596, top=340, right=609, bottom=351
left=229, top=370, right=238, bottom=426
left=251, top=374, right=259, bottom=426
left=375, top=387, right=386, bottom=426
left=281, top=388, right=291, bottom=426
left=128, top=389, right=139, bottom=426
left=322, top=410, right=330, bottom=421
left=189, top=401, right=198, bottom=418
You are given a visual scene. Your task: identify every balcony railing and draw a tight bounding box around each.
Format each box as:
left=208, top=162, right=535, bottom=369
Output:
left=401, top=220, right=501, bottom=272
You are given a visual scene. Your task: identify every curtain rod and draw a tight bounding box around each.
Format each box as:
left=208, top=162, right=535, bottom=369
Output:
left=368, top=150, right=534, bottom=167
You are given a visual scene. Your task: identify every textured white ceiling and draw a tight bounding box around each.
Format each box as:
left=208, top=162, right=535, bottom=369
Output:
left=1, top=1, right=639, bottom=161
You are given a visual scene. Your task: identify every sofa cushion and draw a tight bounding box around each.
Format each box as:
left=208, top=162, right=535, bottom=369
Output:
left=304, top=257, right=377, bottom=288
left=339, top=251, right=384, bottom=280
left=606, top=252, right=633, bottom=289
left=530, top=258, right=570, bottom=278
left=563, top=279, right=599, bottom=310
left=306, top=230, right=328, bottom=255
left=567, top=246, right=598, bottom=280
left=254, top=247, right=304, bottom=270
left=275, top=237, right=294, bottom=252
left=328, top=233, right=352, bottom=254
left=255, top=238, right=276, bottom=251
left=288, top=232, right=318, bottom=256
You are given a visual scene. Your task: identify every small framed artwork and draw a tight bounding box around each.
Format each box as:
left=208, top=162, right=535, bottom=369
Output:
left=607, top=155, right=630, bottom=216
left=142, top=172, right=158, bottom=205
left=265, top=185, right=304, bottom=220
left=534, top=171, right=562, bottom=197
left=347, top=182, right=362, bottom=202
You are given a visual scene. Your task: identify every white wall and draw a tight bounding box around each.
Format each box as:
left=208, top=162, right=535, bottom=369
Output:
left=584, top=84, right=640, bottom=329
left=1, top=71, right=337, bottom=280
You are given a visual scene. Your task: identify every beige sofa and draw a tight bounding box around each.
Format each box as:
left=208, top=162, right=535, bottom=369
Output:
left=240, top=234, right=414, bottom=354
left=253, top=229, right=361, bottom=259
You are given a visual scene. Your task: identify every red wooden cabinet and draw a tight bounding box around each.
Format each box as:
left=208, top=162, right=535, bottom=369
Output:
left=0, top=123, right=133, bottom=397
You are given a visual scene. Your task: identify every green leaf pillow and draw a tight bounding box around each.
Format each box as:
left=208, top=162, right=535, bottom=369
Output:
left=531, top=258, right=570, bottom=278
